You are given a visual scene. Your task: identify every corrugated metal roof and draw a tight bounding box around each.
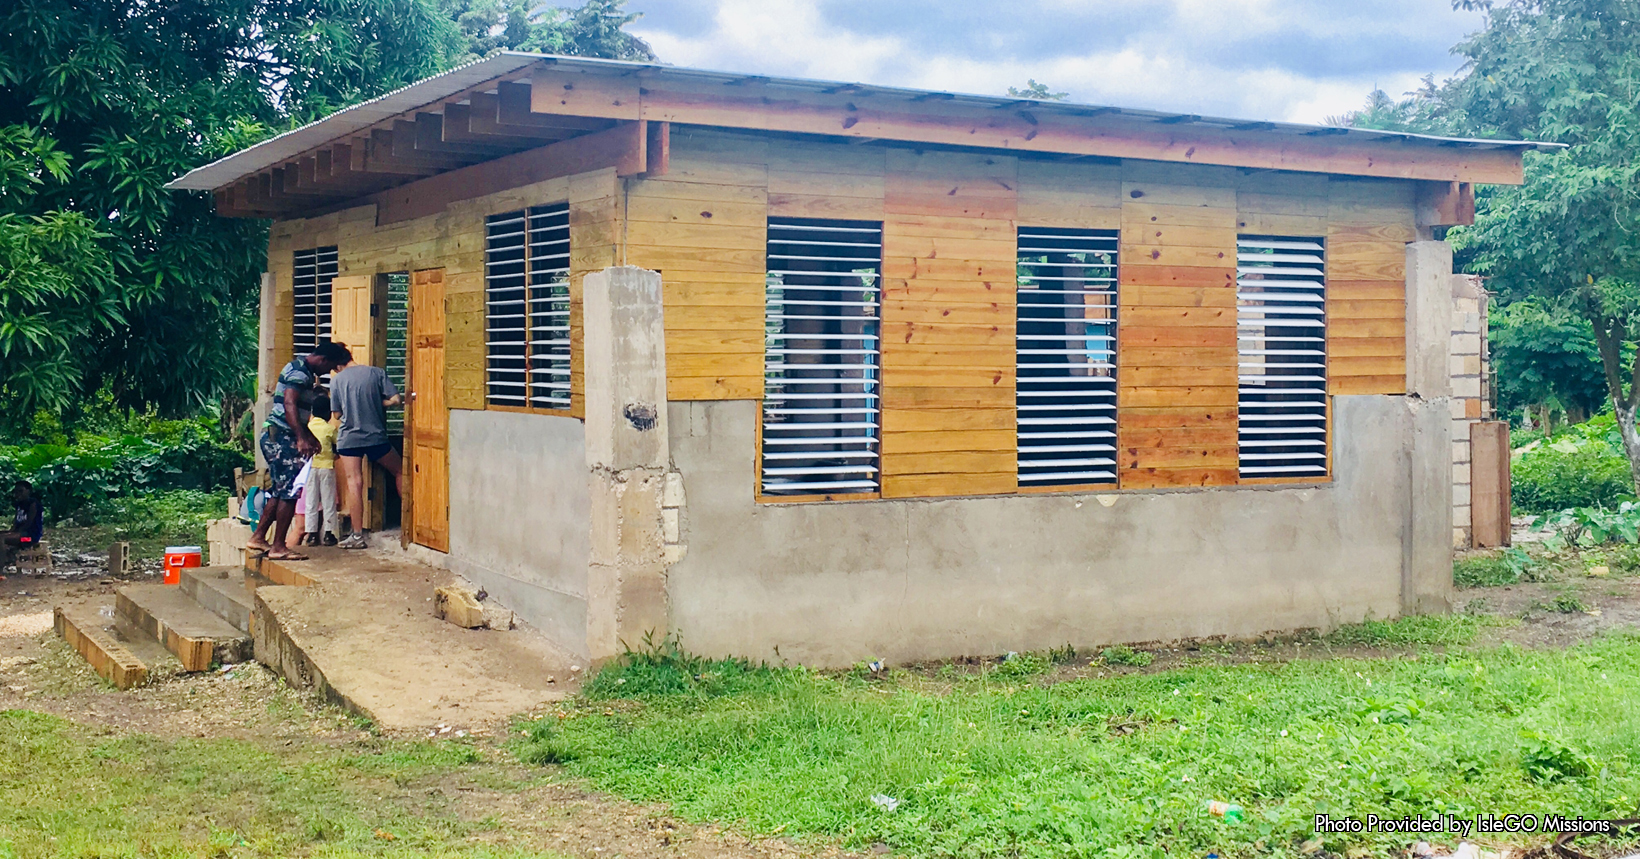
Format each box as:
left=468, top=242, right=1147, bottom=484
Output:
left=165, top=53, right=541, bottom=191
left=167, top=50, right=1560, bottom=193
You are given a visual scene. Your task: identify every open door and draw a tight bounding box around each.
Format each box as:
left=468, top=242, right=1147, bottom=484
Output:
left=329, top=275, right=376, bottom=364
left=328, top=274, right=384, bottom=531
left=407, top=268, right=449, bottom=552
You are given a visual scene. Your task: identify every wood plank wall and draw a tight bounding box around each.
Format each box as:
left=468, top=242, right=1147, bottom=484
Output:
left=264, top=127, right=1418, bottom=499
left=266, top=167, right=621, bottom=419
left=624, top=134, right=769, bottom=400
left=878, top=151, right=1019, bottom=497
left=1117, top=164, right=1240, bottom=488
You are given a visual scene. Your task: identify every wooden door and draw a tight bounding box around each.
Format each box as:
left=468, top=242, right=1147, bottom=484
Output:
left=408, top=268, right=449, bottom=552
left=329, top=275, right=375, bottom=364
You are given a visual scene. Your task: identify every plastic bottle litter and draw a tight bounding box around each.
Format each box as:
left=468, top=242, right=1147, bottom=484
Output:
left=1204, top=800, right=1245, bottom=823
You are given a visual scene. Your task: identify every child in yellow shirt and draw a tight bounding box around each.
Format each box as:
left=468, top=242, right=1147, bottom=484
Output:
left=303, top=394, right=340, bottom=546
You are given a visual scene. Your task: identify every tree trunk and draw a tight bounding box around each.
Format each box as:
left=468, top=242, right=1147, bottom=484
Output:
left=1588, top=312, right=1640, bottom=492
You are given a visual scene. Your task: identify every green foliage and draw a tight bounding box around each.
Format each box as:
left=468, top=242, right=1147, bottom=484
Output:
left=1520, top=732, right=1594, bottom=782
left=992, top=651, right=1052, bottom=678
left=1487, top=300, right=1610, bottom=423
left=529, top=635, right=1640, bottom=858
left=1446, top=0, right=1640, bottom=478
left=1099, top=646, right=1153, bottom=667
left=1320, top=613, right=1499, bottom=647
left=1512, top=417, right=1634, bottom=513
left=0, top=0, right=652, bottom=427
left=1454, top=547, right=1542, bottom=588
left=513, top=720, right=577, bottom=765
left=1006, top=80, right=1067, bottom=101
left=1548, top=502, right=1640, bottom=547
left=0, top=413, right=248, bottom=521
left=582, top=636, right=791, bottom=700
left=1327, top=75, right=1467, bottom=134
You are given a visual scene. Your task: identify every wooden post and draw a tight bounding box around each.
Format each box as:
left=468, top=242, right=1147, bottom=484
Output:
left=1470, top=421, right=1511, bottom=548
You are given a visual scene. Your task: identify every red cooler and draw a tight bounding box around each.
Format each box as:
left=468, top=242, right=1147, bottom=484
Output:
left=163, top=546, right=202, bottom=585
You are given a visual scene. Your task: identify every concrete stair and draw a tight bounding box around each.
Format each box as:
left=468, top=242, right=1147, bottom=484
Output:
left=178, top=567, right=259, bottom=635
left=116, top=581, right=252, bottom=672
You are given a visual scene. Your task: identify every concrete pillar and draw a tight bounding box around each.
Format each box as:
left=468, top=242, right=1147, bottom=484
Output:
left=583, top=266, right=670, bottom=663
left=1403, top=242, right=1455, bottom=614
left=254, top=272, right=276, bottom=470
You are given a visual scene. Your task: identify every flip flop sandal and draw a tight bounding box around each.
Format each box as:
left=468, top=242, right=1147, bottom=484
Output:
left=266, top=551, right=310, bottom=562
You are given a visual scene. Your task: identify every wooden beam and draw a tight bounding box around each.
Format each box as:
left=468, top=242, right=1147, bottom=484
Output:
left=333, top=143, right=436, bottom=180
left=469, top=91, right=610, bottom=136
left=1415, top=180, right=1476, bottom=227
left=519, top=67, right=1524, bottom=184
left=371, top=120, right=648, bottom=225
left=367, top=130, right=476, bottom=172
left=644, top=120, right=669, bottom=177
left=441, top=103, right=568, bottom=146
left=399, top=116, right=516, bottom=159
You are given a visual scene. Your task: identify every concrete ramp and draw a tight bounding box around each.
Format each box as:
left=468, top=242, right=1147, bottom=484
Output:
left=248, top=547, right=575, bottom=733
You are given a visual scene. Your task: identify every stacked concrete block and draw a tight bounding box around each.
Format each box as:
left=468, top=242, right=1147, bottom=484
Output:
left=1449, top=274, right=1489, bottom=548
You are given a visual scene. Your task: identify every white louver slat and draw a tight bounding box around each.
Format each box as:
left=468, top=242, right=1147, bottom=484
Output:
left=1237, top=236, right=1328, bottom=478
left=762, top=219, right=883, bottom=495
left=525, top=203, right=572, bottom=409
left=1016, top=228, right=1119, bottom=486
left=292, top=246, right=338, bottom=356
left=485, top=204, right=571, bottom=409
left=484, top=211, right=528, bottom=406
left=385, top=271, right=409, bottom=436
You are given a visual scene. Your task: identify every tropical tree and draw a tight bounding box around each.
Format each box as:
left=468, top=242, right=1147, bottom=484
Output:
left=1487, top=299, right=1610, bottom=427
left=1446, top=0, right=1640, bottom=484
left=0, top=0, right=652, bottom=433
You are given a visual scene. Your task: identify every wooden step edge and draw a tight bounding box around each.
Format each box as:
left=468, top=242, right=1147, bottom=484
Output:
left=114, top=591, right=238, bottom=673
left=54, top=607, right=148, bottom=690
left=241, top=549, right=317, bottom=587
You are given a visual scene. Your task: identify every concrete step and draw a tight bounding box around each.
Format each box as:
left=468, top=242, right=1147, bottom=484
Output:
left=54, top=606, right=149, bottom=689
left=115, top=584, right=252, bottom=671
left=178, top=567, right=255, bottom=634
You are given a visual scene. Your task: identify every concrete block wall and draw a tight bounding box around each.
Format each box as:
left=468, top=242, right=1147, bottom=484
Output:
left=1450, top=274, right=1489, bottom=548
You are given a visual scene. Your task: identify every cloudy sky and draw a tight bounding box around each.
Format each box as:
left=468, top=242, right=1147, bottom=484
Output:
left=626, top=0, right=1486, bottom=124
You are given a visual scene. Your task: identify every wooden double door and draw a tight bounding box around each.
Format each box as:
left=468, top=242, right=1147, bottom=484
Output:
left=327, top=268, right=448, bottom=551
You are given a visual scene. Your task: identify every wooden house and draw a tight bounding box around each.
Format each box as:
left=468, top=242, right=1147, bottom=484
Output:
left=169, top=53, right=1544, bottom=666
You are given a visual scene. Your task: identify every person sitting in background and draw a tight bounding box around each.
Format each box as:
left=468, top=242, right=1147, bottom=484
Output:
left=331, top=356, right=403, bottom=550
left=1, top=481, right=44, bottom=580
left=248, top=341, right=349, bottom=561
left=303, top=394, right=340, bottom=546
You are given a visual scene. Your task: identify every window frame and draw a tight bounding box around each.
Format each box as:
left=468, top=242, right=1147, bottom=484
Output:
left=1234, top=234, right=1331, bottom=483
left=483, top=202, right=573, bottom=414
left=758, top=216, right=885, bottom=502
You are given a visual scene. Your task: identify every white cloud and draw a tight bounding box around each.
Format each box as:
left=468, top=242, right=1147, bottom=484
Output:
left=630, top=0, right=1483, bottom=124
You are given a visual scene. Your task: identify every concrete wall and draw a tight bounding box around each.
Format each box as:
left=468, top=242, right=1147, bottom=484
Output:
left=666, top=395, right=1435, bottom=668
left=447, top=409, right=591, bottom=656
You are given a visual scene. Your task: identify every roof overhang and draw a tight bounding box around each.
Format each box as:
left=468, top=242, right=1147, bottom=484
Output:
left=169, top=52, right=1563, bottom=220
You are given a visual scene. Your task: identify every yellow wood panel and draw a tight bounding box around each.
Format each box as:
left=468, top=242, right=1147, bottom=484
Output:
left=1238, top=212, right=1328, bottom=236
left=883, top=472, right=1016, bottom=498
left=1331, top=374, right=1405, bottom=395
left=409, top=267, right=449, bottom=553
left=1329, top=337, right=1404, bottom=358
left=626, top=195, right=768, bottom=228
left=881, top=408, right=1013, bottom=433
left=625, top=220, right=765, bottom=251
left=668, top=375, right=762, bottom=401
left=1330, top=355, right=1406, bottom=377
left=1119, top=190, right=1238, bottom=489
left=768, top=193, right=883, bottom=220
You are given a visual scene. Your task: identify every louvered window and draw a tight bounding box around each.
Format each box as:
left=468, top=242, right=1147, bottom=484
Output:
left=485, top=203, right=571, bottom=409
left=1236, top=236, right=1328, bottom=478
left=384, top=271, right=409, bottom=437
left=292, top=246, right=338, bottom=356
left=1016, top=228, right=1119, bottom=486
left=762, top=218, right=882, bottom=496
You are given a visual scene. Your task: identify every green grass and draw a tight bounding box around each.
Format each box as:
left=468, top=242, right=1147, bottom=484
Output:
left=0, top=711, right=560, bottom=858
left=522, top=624, right=1640, bottom=859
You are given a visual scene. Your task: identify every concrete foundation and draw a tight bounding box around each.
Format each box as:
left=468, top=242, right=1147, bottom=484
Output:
left=447, top=408, right=590, bottom=656
left=666, top=395, right=1440, bottom=668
